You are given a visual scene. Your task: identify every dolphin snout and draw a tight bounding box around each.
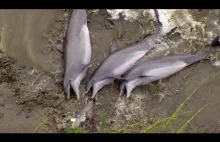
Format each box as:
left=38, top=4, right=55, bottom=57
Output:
left=71, top=80, right=80, bottom=100
left=119, top=81, right=126, bottom=96
left=64, top=81, right=71, bottom=99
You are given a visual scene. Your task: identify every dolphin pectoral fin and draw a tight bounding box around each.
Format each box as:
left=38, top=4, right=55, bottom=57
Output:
left=110, top=40, right=119, bottom=53
left=139, top=75, right=155, bottom=78
left=114, top=75, right=126, bottom=81
left=82, top=58, right=98, bottom=71
left=56, top=43, right=64, bottom=52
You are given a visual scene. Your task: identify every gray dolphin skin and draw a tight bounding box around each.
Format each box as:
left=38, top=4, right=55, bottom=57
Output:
left=86, top=11, right=163, bottom=98
left=61, top=9, right=92, bottom=100
left=120, top=47, right=212, bottom=98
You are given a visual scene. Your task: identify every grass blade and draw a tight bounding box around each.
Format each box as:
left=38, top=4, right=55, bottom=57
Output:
left=177, top=103, right=211, bottom=133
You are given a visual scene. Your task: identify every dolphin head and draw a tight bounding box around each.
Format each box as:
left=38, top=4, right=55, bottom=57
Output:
left=63, top=73, right=81, bottom=100
left=63, top=78, right=71, bottom=99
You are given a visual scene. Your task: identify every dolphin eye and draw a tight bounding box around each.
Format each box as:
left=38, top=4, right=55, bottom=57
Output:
left=68, top=80, right=71, bottom=85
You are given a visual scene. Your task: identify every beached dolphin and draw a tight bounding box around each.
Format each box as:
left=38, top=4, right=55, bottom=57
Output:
left=58, top=9, right=92, bottom=100
left=119, top=44, right=216, bottom=98
left=86, top=10, right=164, bottom=98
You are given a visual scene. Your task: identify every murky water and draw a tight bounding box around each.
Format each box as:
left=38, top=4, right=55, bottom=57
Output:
left=0, top=10, right=64, bottom=73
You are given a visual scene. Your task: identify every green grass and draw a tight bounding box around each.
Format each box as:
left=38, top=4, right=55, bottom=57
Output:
left=110, top=84, right=202, bottom=133
left=144, top=111, right=192, bottom=133
left=177, top=103, right=211, bottom=133
left=33, top=118, right=48, bottom=132
left=65, top=121, right=84, bottom=133
left=143, top=72, right=220, bottom=133
left=162, top=86, right=201, bottom=130
left=100, top=109, right=106, bottom=131
left=109, top=120, right=143, bottom=133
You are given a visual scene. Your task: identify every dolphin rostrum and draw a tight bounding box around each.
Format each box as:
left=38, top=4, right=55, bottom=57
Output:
left=86, top=9, right=164, bottom=98
left=119, top=44, right=215, bottom=98
left=58, top=9, right=92, bottom=100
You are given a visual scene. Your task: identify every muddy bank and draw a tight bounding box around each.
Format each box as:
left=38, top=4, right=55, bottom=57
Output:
left=0, top=9, right=220, bottom=133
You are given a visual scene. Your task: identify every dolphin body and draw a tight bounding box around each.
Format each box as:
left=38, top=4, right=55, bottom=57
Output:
left=119, top=45, right=214, bottom=98
left=58, top=9, right=92, bottom=100
left=86, top=10, right=164, bottom=98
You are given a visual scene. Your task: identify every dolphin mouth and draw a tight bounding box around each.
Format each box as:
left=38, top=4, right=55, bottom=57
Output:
left=64, top=80, right=71, bottom=99
left=64, top=79, right=80, bottom=100
left=71, top=80, right=80, bottom=100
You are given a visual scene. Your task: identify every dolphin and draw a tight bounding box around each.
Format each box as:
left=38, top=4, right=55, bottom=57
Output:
left=86, top=10, right=164, bottom=98
left=119, top=45, right=215, bottom=98
left=58, top=9, right=92, bottom=100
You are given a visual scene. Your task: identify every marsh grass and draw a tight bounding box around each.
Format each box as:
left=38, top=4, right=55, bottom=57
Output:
left=143, top=72, right=220, bottom=133
left=65, top=121, right=84, bottom=133
left=109, top=120, right=143, bottom=133
left=100, top=109, right=106, bottom=131
left=33, top=118, right=48, bottom=132
left=144, top=111, right=192, bottom=133
left=107, top=83, right=203, bottom=133
left=177, top=103, right=211, bottom=133
left=162, top=86, right=201, bottom=130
